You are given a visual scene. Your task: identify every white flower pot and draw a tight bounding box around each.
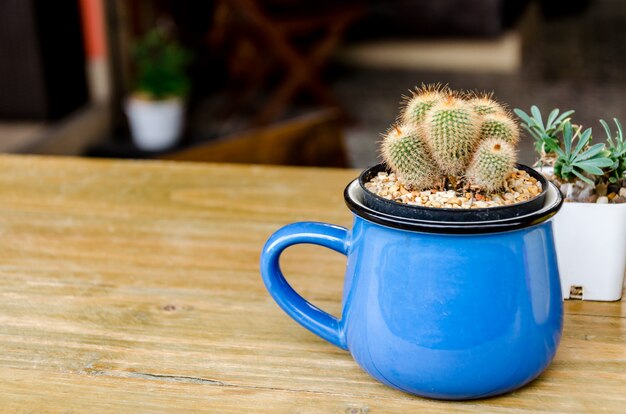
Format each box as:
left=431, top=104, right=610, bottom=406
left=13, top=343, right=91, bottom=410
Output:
left=125, top=96, right=184, bottom=151
left=553, top=202, right=626, bottom=301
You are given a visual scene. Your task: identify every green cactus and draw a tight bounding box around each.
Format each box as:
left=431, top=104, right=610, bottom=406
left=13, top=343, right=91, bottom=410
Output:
left=381, top=125, right=438, bottom=190
left=380, top=85, right=520, bottom=193
left=465, top=139, right=517, bottom=192
left=401, top=85, right=446, bottom=125
left=468, top=96, right=504, bottom=116
left=479, top=114, right=520, bottom=145
left=423, top=97, right=480, bottom=175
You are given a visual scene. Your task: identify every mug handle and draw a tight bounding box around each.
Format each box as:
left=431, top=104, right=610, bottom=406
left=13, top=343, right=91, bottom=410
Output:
left=260, top=222, right=349, bottom=350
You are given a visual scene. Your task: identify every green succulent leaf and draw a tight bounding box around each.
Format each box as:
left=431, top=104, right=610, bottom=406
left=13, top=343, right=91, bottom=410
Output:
left=563, top=122, right=574, bottom=155
left=530, top=106, right=543, bottom=127
left=576, top=143, right=607, bottom=161
left=516, top=106, right=624, bottom=185
left=572, top=128, right=593, bottom=158
left=572, top=170, right=594, bottom=185
left=600, top=119, right=613, bottom=144
left=513, top=108, right=534, bottom=126
left=514, top=106, right=575, bottom=157
left=546, top=108, right=560, bottom=130
left=573, top=162, right=606, bottom=175
left=552, top=110, right=575, bottom=131
left=550, top=120, right=613, bottom=182
left=599, top=117, right=626, bottom=180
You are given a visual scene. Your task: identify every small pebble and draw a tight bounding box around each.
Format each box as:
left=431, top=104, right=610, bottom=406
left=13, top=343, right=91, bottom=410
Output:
left=583, top=194, right=598, bottom=203
left=619, top=187, right=626, bottom=198
left=613, top=196, right=626, bottom=204
left=597, top=196, right=609, bottom=204
left=596, top=182, right=608, bottom=197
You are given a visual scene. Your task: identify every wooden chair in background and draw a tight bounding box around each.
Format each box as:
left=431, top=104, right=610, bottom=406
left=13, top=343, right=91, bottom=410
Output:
left=208, top=0, right=362, bottom=125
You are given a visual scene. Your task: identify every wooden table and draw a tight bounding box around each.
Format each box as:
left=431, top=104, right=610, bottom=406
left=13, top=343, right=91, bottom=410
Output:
left=1, top=155, right=624, bottom=412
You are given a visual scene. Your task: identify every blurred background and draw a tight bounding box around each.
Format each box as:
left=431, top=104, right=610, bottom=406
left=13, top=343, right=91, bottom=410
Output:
left=0, top=0, right=623, bottom=168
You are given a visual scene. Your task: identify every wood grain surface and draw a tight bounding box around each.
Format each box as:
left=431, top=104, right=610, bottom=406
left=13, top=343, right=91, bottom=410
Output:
left=0, top=155, right=623, bottom=413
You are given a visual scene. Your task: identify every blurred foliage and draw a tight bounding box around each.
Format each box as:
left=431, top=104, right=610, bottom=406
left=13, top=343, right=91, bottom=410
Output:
left=132, top=27, right=192, bottom=99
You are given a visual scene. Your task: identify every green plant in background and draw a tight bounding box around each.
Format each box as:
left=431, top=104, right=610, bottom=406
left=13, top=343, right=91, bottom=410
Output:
left=515, top=105, right=624, bottom=187
left=552, top=122, right=612, bottom=185
left=133, top=28, right=192, bottom=100
left=600, top=118, right=626, bottom=183
left=381, top=86, right=519, bottom=192
left=513, top=106, right=574, bottom=154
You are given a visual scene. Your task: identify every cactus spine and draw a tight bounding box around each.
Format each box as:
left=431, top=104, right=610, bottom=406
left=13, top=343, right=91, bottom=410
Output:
left=381, top=125, right=438, bottom=190
left=380, top=85, right=520, bottom=192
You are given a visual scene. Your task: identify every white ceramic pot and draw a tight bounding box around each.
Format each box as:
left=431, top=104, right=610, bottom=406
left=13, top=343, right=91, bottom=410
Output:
left=553, top=199, right=626, bottom=301
left=125, top=96, right=184, bottom=151
left=535, top=166, right=626, bottom=301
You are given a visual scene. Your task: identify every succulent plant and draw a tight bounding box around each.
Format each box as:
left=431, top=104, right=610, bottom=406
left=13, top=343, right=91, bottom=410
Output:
left=513, top=106, right=574, bottom=154
left=381, top=86, right=520, bottom=192
left=600, top=118, right=626, bottom=184
left=551, top=122, right=613, bottom=185
left=515, top=106, right=623, bottom=187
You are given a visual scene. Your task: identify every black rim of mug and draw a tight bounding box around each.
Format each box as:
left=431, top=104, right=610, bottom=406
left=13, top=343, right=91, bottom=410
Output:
left=358, top=163, right=548, bottom=222
left=344, top=167, right=563, bottom=234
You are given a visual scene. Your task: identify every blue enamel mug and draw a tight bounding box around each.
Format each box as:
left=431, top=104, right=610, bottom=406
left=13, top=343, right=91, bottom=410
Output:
left=260, top=174, right=564, bottom=400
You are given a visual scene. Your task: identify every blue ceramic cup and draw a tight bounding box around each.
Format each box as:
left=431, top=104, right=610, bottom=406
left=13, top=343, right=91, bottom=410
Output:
left=260, top=177, right=564, bottom=400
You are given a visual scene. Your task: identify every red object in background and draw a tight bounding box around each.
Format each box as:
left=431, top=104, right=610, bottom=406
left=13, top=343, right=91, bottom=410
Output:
left=79, top=0, right=107, bottom=60
left=78, top=0, right=110, bottom=103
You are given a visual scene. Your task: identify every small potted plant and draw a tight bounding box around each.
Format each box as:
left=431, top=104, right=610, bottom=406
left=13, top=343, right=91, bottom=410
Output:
left=515, top=106, right=626, bottom=301
left=361, top=86, right=547, bottom=220
left=261, top=85, right=565, bottom=400
left=126, top=27, right=191, bottom=152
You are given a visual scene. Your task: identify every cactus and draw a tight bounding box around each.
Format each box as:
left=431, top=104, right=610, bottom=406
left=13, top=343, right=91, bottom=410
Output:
left=401, top=85, right=447, bottom=125
left=479, top=114, right=520, bottom=145
left=380, top=85, right=520, bottom=192
left=466, top=139, right=517, bottom=192
left=468, top=96, right=504, bottom=116
left=423, top=96, right=480, bottom=176
left=381, top=124, right=438, bottom=189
